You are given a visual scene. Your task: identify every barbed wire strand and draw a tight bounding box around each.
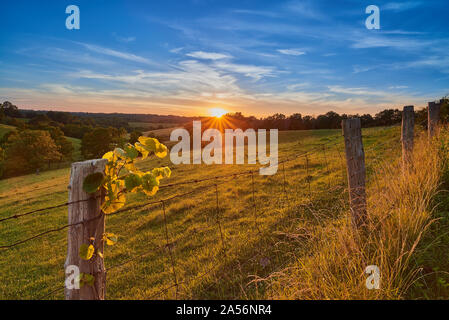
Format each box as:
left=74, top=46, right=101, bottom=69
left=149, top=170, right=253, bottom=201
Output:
left=161, top=200, right=179, bottom=299
left=0, top=140, right=343, bottom=225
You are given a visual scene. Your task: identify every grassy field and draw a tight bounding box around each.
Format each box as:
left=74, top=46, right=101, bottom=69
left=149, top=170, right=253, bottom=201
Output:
left=0, top=124, right=16, bottom=139
left=129, top=122, right=180, bottom=131
left=0, top=126, right=448, bottom=300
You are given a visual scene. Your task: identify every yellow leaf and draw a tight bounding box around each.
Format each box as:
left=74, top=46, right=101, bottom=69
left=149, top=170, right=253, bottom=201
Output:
left=79, top=244, right=94, bottom=260
left=102, top=151, right=115, bottom=161
left=102, top=180, right=126, bottom=214
left=134, top=142, right=149, bottom=159
left=103, top=233, right=118, bottom=246
left=101, top=192, right=126, bottom=214
left=155, top=143, right=168, bottom=158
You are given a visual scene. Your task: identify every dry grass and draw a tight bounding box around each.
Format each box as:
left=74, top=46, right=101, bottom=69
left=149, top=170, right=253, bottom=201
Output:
left=269, top=131, right=448, bottom=299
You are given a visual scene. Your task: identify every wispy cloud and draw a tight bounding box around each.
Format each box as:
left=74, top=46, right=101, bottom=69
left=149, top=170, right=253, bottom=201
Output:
left=186, top=51, right=231, bottom=60
left=351, top=36, right=432, bottom=49
left=389, top=85, right=409, bottom=89
left=277, top=49, right=306, bottom=56
left=383, top=2, right=423, bottom=11
left=213, top=62, right=276, bottom=80
left=112, top=33, right=136, bottom=43
left=170, top=47, right=184, bottom=54
left=80, top=43, right=154, bottom=65
left=352, top=65, right=377, bottom=74
left=287, top=83, right=309, bottom=90
left=328, top=86, right=387, bottom=96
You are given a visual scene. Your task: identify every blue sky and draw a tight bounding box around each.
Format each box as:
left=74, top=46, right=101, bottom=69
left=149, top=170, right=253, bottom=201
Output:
left=0, top=0, right=448, bottom=116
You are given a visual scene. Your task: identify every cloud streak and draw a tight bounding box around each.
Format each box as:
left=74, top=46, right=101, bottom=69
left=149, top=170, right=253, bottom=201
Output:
left=277, top=49, right=306, bottom=56
left=186, top=51, right=231, bottom=60
left=81, top=43, right=155, bottom=65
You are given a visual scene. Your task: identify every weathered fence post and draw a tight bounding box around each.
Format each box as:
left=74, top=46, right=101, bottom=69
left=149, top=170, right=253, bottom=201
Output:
left=428, top=100, right=441, bottom=138
left=401, top=105, right=414, bottom=166
left=65, top=159, right=107, bottom=300
left=342, top=118, right=367, bottom=228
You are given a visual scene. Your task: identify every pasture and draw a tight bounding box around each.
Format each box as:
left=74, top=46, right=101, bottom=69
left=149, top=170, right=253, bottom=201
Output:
left=0, top=126, right=448, bottom=299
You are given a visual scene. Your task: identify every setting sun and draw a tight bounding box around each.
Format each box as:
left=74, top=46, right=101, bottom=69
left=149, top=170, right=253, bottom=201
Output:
left=209, top=108, right=228, bottom=118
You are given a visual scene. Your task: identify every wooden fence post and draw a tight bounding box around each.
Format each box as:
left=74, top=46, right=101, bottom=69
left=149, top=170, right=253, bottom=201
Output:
left=428, top=100, right=441, bottom=138
left=65, top=159, right=107, bottom=300
left=342, top=118, right=367, bottom=228
left=401, top=105, right=414, bottom=166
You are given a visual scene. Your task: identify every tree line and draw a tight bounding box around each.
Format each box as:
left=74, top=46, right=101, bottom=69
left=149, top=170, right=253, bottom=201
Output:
left=1, top=98, right=447, bottom=179
left=0, top=102, right=148, bottom=178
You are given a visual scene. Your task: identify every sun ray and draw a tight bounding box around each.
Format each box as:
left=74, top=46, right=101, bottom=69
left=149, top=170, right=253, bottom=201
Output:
left=209, top=108, right=228, bottom=118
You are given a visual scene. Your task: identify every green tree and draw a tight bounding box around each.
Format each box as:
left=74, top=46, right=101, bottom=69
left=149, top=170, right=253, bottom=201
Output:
left=47, top=127, right=74, bottom=161
left=0, top=101, right=22, bottom=118
left=81, top=127, right=117, bottom=159
left=2, top=130, right=61, bottom=177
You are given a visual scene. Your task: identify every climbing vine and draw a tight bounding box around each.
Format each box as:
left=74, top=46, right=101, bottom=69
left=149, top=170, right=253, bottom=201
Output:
left=78, top=137, right=171, bottom=271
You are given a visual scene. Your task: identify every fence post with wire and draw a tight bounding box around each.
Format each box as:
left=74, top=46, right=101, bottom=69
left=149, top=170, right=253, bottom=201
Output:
left=428, top=100, right=441, bottom=138
left=65, top=159, right=107, bottom=300
left=342, top=118, right=367, bottom=229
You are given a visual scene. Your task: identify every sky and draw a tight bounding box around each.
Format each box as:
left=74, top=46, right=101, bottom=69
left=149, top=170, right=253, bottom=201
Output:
left=0, top=0, right=448, bottom=117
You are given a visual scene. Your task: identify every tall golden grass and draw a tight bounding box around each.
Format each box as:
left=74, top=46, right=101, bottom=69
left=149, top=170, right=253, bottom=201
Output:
left=270, top=128, right=448, bottom=299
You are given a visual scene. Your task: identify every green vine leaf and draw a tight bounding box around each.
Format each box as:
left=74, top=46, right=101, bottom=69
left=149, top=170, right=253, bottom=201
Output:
left=124, top=144, right=139, bottom=160
left=79, top=244, right=95, bottom=260
left=141, top=173, right=159, bottom=196
left=97, top=136, right=169, bottom=215
left=87, top=136, right=171, bottom=263
left=124, top=173, right=142, bottom=192
left=83, top=172, right=104, bottom=194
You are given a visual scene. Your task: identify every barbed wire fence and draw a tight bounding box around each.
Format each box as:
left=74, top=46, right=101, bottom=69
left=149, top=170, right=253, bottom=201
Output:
left=0, top=101, right=443, bottom=300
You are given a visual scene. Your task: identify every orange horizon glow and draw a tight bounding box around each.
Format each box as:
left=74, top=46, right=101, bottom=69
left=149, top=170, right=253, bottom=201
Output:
left=209, top=108, right=228, bottom=118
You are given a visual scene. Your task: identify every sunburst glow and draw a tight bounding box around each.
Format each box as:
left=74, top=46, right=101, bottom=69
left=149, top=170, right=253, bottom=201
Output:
left=209, top=108, right=228, bottom=118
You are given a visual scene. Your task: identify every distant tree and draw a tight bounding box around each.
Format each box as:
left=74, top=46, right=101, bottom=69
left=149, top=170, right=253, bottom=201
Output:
left=0, top=101, right=22, bottom=118
left=28, top=114, right=51, bottom=127
left=360, top=114, right=374, bottom=127
left=129, top=130, right=143, bottom=144
left=316, top=111, right=341, bottom=129
left=62, top=123, right=92, bottom=139
left=46, top=111, right=74, bottom=124
left=46, top=127, right=74, bottom=161
left=374, top=109, right=402, bottom=126
left=2, top=130, right=61, bottom=177
left=288, top=113, right=303, bottom=130
left=81, top=127, right=121, bottom=159
left=302, top=115, right=314, bottom=130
